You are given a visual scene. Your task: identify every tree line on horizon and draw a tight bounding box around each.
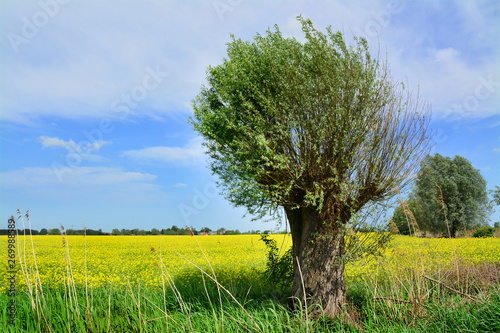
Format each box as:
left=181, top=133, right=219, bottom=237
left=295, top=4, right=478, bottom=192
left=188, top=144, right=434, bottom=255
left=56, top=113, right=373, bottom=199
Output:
left=0, top=225, right=285, bottom=236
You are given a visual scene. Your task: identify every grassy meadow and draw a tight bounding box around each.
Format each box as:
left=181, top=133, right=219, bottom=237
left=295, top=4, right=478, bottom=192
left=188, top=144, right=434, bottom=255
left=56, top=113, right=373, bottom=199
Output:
left=1, top=232, right=500, bottom=332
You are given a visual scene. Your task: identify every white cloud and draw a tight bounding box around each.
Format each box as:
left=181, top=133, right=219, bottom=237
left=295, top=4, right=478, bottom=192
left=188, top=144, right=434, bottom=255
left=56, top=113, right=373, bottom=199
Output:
left=39, top=136, right=109, bottom=153
left=121, top=137, right=206, bottom=165
left=1, top=166, right=155, bottom=187
left=39, top=136, right=78, bottom=150
left=1, top=0, right=498, bottom=125
left=435, top=47, right=461, bottom=63
left=493, top=148, right=500, bottom=153
left=0, top=166, right=165, bottom=204
left=0, top=1, right=227, bottom=123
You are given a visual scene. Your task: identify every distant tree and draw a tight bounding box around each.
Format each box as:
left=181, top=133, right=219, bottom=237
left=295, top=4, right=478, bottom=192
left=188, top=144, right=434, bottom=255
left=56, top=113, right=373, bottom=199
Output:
left=413, top=154, right=492, bottom=237
left=163, top=229, right=176, bottom=235
left=151, top=228, right=160, bottom=235
left=217, top=228, right=226, bottom=235
left=491, top=186, right=500, bottom=206
left=177, top=228, right=189, bottom=235
left=121, top=229, right=131, bottom=235
left=39, top=228, right=48, bottom=235
left=494, top=222, right=500, bottom=229
left=472, top=226, right=495, bottom=238
left=200, top=227, right=212, bottom=233
left=22, top=229, right=39, bottom=235
left=171, top=225, right=179, bottom=233
left=48, top=228, right=61, bottom=235
left=112, top=229, right=121, bottom=235
left=187, top=226, right=198, bottom=235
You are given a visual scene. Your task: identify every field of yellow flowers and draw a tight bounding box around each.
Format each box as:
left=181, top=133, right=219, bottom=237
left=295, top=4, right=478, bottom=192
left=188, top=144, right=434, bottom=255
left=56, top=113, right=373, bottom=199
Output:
left=1, top=234, right=499, bottom=292
left=346, top=235, right=500, bottom=282
left=1, top=234, right=291, bottom=291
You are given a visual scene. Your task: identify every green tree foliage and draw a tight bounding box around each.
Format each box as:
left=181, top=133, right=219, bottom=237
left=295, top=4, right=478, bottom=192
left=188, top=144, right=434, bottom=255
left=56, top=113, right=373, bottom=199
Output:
left=121, top=229, right=131, bottom=235
left=190, top=17, right=433, bottom=317
left=491, top=185, right=500, bottom=206
left=224, top=229, right=241, bottom=235
left=411, top=154, right=491, bottom=237
left=48, top=228, right=61, bottom=235
left=472, top=226, right=495, bottom=238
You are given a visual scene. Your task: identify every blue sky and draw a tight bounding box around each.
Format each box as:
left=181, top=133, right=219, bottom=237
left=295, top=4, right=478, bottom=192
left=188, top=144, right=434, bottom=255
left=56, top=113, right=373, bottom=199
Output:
left=1, top=0, right=499, bottom=233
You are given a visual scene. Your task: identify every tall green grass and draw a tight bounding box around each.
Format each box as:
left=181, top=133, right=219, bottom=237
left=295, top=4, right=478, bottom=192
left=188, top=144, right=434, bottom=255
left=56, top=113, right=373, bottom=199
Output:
left=2, top=278, right=499, bottom=332
left=1, top=210, right=499, bottom=332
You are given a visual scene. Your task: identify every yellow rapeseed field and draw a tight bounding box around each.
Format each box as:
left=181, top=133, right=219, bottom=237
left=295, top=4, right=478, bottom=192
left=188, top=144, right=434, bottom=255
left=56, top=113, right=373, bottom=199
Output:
left=0, top=234, right=291, bottom=291
left=346, top=235, right=500, bottom=282
left=1, top=234, right=499, bottom=292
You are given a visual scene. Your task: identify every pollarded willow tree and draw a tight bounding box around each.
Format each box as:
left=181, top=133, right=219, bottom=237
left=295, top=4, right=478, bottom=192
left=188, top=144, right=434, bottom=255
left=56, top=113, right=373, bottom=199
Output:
left=190, top=17, right=434, bottom=317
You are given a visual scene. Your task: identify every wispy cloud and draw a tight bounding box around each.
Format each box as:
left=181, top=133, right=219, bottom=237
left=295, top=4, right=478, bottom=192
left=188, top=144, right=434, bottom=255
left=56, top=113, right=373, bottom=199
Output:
left=0, top=166, right=166, bottom=204
left=0, top=1, right=225, bottom=123
left=39, top=136, right=109, bottom=153
left=1, top=166, right=155, bottom=187
left=121, top=137, right=206, bottom=165
left=1, top=1, right=498, bottom=124
left=493, top=148, right=500, bottom=153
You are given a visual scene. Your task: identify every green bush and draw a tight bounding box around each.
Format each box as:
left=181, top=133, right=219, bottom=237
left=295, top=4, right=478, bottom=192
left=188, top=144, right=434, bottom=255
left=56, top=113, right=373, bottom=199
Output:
left=472, top=226, right=495, bottom=238
left=260, top=235, right=293, bottom=289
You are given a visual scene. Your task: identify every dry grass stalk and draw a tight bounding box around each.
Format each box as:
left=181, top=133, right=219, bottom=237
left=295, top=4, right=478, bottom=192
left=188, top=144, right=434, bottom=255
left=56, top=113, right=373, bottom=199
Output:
left=173, top=250, right=264, bottom=333
left=422, top=275, right=477, bottom=301
left=295, top=256, right=309, bottom=333
left=399, top=200, right=420, bottom=234
left=374, top=297, right=413, bottom=304
left=15, top=210, right=53, bottom=332
left=388, top=219, right=400, bottom=234
left=186, top=226, right=225, bottom=331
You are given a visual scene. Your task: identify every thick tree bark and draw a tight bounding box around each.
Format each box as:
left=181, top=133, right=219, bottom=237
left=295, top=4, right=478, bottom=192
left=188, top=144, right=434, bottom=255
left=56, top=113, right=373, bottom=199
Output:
left=285, top=205, right=347, bottom=318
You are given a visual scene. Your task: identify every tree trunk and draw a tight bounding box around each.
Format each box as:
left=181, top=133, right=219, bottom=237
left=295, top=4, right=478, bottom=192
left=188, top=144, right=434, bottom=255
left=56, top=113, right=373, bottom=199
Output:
left=285, top=206, right=347, bottom=318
